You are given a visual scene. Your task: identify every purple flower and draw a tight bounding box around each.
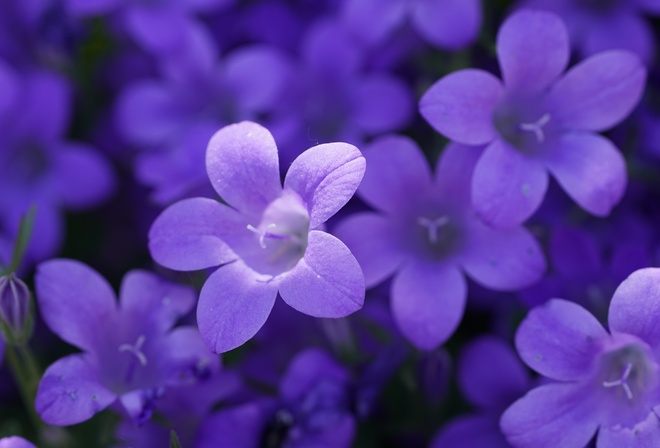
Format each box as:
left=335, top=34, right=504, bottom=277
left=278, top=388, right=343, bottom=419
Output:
left=334, top=136, right=546, bottom=350
left=501, top=268, right=660, bottom=447
left=341, top=0, right=482, bottom=50
left=34, top=259, right=217, bottom=426
left=197, top=348, right=355, bottom=448
left=0, top=274, right=33, bottom=344
left=0, top=437, right=36, bottom=448
left=420, top=9, right=646, bottom=229
left=149, top=121, right=366, bottom=353
left=519, top=0, right=660, bottom=64
left=432, top=336, right=532, bottom=448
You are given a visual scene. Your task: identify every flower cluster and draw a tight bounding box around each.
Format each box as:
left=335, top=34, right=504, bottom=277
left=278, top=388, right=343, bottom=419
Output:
left=0, top=1, right=657, bottom=447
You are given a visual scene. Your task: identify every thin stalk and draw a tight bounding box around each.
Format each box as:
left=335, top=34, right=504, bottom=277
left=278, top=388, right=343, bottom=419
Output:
left=5, top=344, right=42, bottom=431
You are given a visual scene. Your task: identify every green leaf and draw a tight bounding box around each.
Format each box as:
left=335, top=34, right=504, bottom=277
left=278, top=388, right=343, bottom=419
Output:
left=8, top=206, right=37, bottom=274
left=170, top=430, right=182, bottom=448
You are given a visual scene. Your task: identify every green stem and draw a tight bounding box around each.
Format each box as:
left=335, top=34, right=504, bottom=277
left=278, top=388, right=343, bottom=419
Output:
left=5, top=344, right=42, bottom=432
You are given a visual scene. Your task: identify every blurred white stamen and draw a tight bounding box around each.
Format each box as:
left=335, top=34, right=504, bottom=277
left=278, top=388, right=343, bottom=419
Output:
left=119, top=335, right=148, bottom=367
left=519, top=113, right=551, bottom=143
left=417, top=216, right=449, bottom=243
left=603, top=362, right=634, bottom=400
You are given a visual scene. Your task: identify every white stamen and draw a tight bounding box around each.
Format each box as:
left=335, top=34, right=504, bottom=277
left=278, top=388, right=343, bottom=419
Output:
left=519, top=113, right=551, bottom=143
left=119, top=335, right=148, bottom=367
left=417, top=216, right=450, bottom=244
left=603, top=362, right=634, bottom=400
left=247, top=223, right=278, bottom=248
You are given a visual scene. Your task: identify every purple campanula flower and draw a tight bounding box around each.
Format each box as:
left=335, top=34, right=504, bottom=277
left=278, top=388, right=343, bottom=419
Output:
left=0, top=62, right=115, bottom=264
left=149, top=121, right=366, bottom=353
left=334, top=137, right=546, bottom=350
left=197, top=348, right=355, bottom=448
left=501, top=268, right=660, bottom=447
left=432, top=337, right=532, bottom=448
left=34, top=259, right=217, bottom=426
left=117, top=29, right=292, bottom=204
left=276, top=20, right=413, bottom=164
left=0, top=437, right=35, bottom=448
left=341, top=0, right=482, bottom=50
left=420, top=9, right=646, bottom=229
left=115, top=369, right=242, bottom=448
left=0, top=274, right=33, bottom=344
left=519, top=0, right=660, bottom=64
left=65, top=0, right=233, bottom=56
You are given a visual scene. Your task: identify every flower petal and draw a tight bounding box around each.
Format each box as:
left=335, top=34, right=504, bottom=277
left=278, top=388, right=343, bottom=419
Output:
left=333, top=212, right=405, bottom=288
left=125, top=4, right=191, bottom=54
left=431, top=414, right=507, bottom=448
left=500, top=382, right=600, bottom=448
left=280, top=348, right=348, bottom=403
left=458, top=337, right=530, bottom=409
left=36, top=354, right=115, bottom=426
left=411, top=0, right=482, bottom=50
left=391, top=262, right=466, bottom=350
left=284, top=143, right=365, bottom=228
left=598, top=411, right=660, bottom=448
left=516, top=299, right=608, bottom=381
left=119, top=270, right=195, bottom=332
left=497, top=10, right=569, bottom=91
left=197, top=261, right=278, bottom=353
left=0, top=436, right=37, bottom=448
left=196, top=402, right=273, bottom=448
left=353, top=74, right=413, bottom=134
left=419, top=69, right=503, bottom=145
left=462, top=220, right=546, bottom=290
left=340, top=0, right=406, bottom=46
left=609, top=268, right=660, bottom=354
left=582, top=13, right=654, bottom=66
left=279, top=231, right=364, bottom=318
left=434, top=142, right=484, bottom=207
left=357, top=135, right=432, bottom=213
left=52, top=143, right=115, bottom=210
left=544, top=133, right=626, bottom=217
left=148, top=198, right=238, bottom=271
left=36, top=259, right=117, bottom=352
left=549, top=226, right=601, bottom=280
left=549, top=50, right=646, bottom=132
left=472, top=140, right=548, bottom=229
left=206, top=121, right=282, bottom=218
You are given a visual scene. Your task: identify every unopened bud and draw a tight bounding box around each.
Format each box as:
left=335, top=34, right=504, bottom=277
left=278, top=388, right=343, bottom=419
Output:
left=0, top=274, right=33, bottom=345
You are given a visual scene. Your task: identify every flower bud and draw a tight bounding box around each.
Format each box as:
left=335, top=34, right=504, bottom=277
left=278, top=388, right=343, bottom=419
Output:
left=0, top=274, right=33, bottom=344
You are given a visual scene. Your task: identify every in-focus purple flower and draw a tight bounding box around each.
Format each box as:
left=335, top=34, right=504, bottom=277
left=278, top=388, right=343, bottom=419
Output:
left=0, top=274, right=33, bottom=344
left=334, top=136, right=546, bottom=350
left=520, top=0, right=660, bottom=64
left=0, top=437, right=36, bottom=448
left=501, top=268, right=660, bottom=447
left=432, top=336, right=531, bottom=448
left=149, top=121, right=366, bottom=353
left=420, top=9, right=646, bottom=229
left=341, top=0, right=482, bottom=50
left=34, top=259, right=217, bottom=426
left=197, top=348, right=355, bottom=448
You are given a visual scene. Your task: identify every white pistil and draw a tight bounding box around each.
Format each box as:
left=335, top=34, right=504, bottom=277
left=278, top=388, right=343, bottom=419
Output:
left=417, top=216, right=449, bottom=244
left=119, top=335, right=148, bottom=367
left=519, top=113, right=551, bottom=143
left=247, top=223, right=278, bottom=248
left=603, top=362, right=634, bottom=400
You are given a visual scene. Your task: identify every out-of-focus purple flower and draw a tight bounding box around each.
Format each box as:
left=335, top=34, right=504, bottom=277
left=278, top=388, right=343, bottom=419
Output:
left=276, top=20, right=413, bottom=164
left=197, top=348, right=355, bottom=448
left=117, top=29, right=292, bottom=205
left=115, top=369, right=242, bottom=448
left=0, top=274, right=33, bottom=344
left=432, top=336, right=531, bottom=448
left=519, top=0, right=660, bottom=64
left=519, top=225, right=652, bottom=321
left=501, top=268, right=660, bottom=447
left=65, top=0, right=233, bottom=56
left=334, top=137, right=546, bottom=350
left=149, top=121, right=366, bottom=353
left=341, top=0, right=482, bottom=50
left=0, top=63, right=115, bottom=264
left=34, top=259, right=217, bottom=426
left=0, top=437, right=36, bottom=448
left=420, top=9, right=646, bottom=229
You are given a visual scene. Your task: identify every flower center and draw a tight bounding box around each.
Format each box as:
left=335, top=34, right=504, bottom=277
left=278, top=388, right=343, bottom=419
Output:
left=519, top=113, right=551, bottom=144
left=412, top=213, right=461, bottom=260
left=417, top=216, right=450, bottom=244
left=603, top=362, right=634, bottom=400
left=493, top=93, right=554, bottom=153
left=118, top=335, right=148, bottom=384
left=242, top=191, right=310, bottom=276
